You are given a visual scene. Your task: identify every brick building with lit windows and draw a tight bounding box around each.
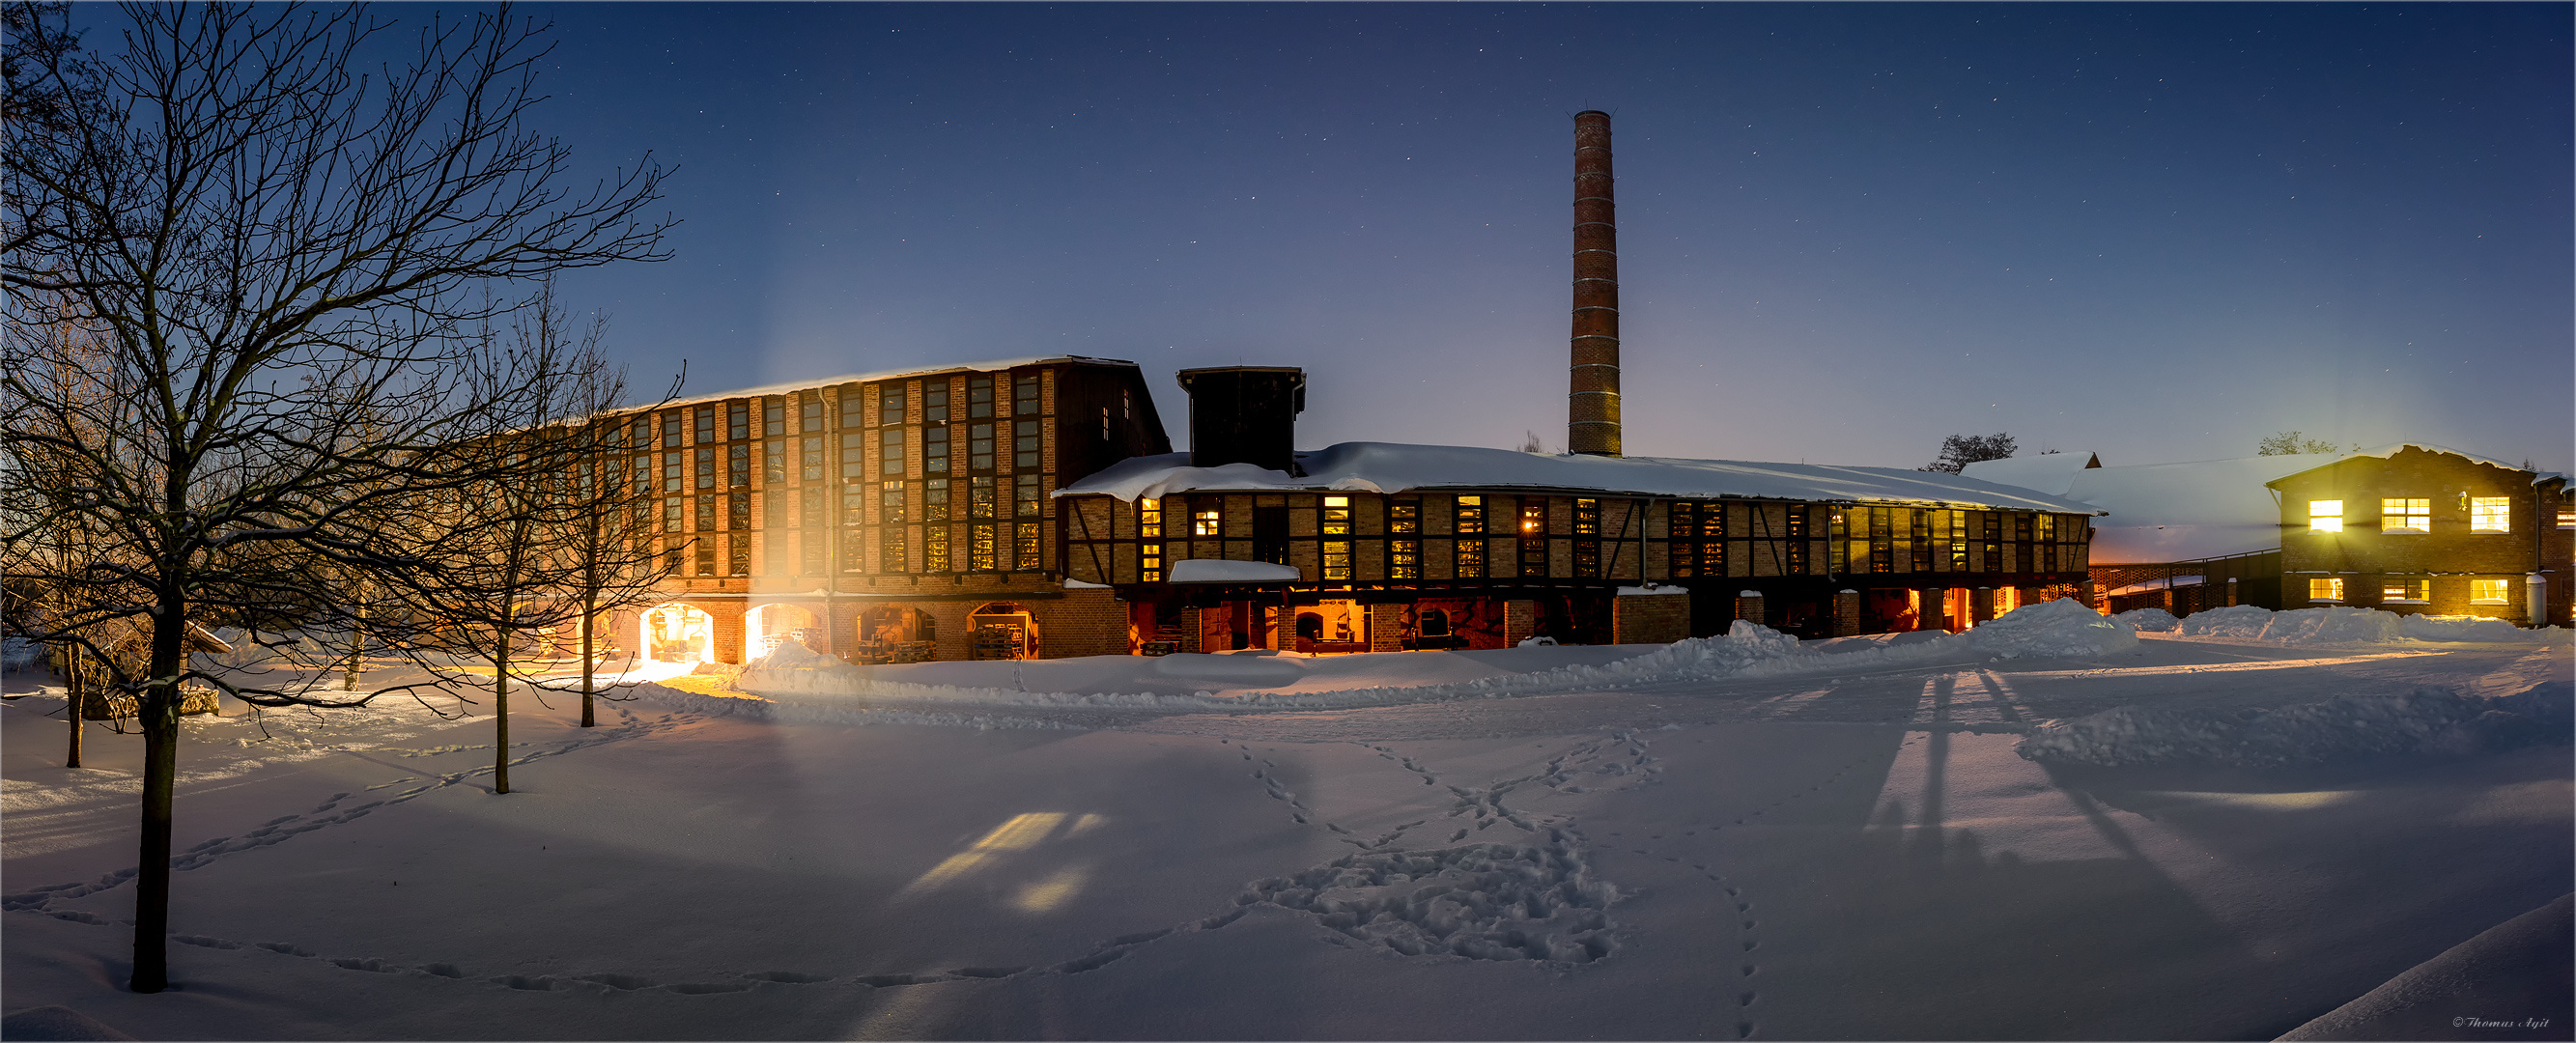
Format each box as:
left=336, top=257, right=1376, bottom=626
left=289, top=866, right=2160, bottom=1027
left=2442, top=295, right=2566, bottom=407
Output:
left=1056, top=367, right=2103, bottom=652
left=607, top=356, right=1170, bottom=666
left=2270, top=445, right=2571, bottom=627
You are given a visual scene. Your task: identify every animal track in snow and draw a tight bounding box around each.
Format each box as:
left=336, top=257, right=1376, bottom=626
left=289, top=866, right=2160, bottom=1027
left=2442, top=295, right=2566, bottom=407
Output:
left=1240, top=831, right=1622, bottom=964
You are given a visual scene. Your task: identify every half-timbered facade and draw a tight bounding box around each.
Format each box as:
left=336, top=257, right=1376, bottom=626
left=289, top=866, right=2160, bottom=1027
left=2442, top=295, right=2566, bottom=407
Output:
left=1059, top=440, right=2102, bottom=651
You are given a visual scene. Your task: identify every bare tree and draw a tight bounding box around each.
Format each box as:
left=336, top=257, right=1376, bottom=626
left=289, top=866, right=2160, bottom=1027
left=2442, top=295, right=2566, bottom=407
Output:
left=1923, top=433, right=2018, bottom=473
left=1, top=2, right=669, bottom=993
left=2256, top=431, right=2343, bottom=456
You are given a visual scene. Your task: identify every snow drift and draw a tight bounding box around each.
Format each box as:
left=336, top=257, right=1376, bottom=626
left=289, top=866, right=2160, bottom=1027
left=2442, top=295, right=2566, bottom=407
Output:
left=2017, top=681, right=2573, bottom=769
left=2112, top=607, right=2180, bottom=633
left=700, top=600, right=2138, bottom=716
left=2169, top=605, right=2529, bottom=643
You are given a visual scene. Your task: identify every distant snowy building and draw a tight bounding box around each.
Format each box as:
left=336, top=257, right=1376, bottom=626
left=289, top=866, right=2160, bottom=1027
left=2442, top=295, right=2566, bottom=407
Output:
left=1966, top=444, right=2572, bottom=624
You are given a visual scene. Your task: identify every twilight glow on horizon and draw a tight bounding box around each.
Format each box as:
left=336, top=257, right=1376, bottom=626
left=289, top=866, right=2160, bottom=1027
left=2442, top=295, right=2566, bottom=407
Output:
left=510, top=3, right=2569, bottom=472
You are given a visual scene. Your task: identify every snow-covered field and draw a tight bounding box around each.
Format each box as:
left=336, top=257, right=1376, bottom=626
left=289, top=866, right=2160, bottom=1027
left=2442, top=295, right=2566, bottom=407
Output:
left=4, top=605, right=2568, bottom=1040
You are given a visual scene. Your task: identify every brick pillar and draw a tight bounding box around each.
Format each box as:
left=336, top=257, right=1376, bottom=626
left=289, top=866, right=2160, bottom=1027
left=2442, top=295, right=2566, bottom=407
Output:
left=1734, top=590, right=1765, bottom=629
left=710, top=602, right=748, bottom=664
left=2017, top=586, right=2041, bottom=612
left=1179, top=607, right=1203, bottom=654
left=1916, top=588, right=1945, bottom=631
left=1972, top=587, right=1996, bottom=624
left=1831, top=589, right=1861, bottom=637
left=1504, top=599, right=1537, bottom=645
left=1369, top=603, right=1404, bottom=653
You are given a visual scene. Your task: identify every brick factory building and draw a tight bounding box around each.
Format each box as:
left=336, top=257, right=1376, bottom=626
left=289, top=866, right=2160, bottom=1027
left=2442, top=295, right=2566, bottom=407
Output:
left=606, top=356, right=1169, bottom=666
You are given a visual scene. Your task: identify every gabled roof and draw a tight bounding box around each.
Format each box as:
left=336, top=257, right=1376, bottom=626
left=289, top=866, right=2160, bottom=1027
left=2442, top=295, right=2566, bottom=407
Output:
left=1058, top=441, right=2104, bottom=513
left=640, top=355, right=1143, bottom=412
left=2262, top=442, right=2549, bottom=488
left=1957, top=452, right=2101, bottom=496
left=1976, top=453, right=2344, bottom=562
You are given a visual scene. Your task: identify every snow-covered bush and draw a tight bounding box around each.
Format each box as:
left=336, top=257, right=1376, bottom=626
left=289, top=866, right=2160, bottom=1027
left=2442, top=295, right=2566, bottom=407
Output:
left=2112, top=607, right=2179, bottom=632
left=2018, top=682, right=2572, bottom=768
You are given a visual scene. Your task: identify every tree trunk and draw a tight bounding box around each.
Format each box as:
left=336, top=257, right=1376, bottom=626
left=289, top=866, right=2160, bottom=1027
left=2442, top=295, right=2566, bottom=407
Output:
left=64, top=644, right=83, bottom=769
left=345, top=596, right=364, bottom=691
left=579, top=597, right=596, bottom=728
left=131, top=611, right=184, bottom=993
left=494, top=634, right=511, bottom=795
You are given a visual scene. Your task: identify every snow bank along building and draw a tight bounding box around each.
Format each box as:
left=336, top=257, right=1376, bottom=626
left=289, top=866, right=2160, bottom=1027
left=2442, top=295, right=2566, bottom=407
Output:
left=1964, top=444, right=2571, bottom=626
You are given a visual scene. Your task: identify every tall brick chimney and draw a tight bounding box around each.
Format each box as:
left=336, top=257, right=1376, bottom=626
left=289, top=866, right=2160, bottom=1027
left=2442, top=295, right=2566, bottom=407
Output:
left=1568, top=109, right=1622, bottom=457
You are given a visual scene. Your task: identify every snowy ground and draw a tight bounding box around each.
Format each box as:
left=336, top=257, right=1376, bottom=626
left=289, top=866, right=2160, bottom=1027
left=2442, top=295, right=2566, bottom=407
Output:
left=3, top=615, right=2569, bottom=1040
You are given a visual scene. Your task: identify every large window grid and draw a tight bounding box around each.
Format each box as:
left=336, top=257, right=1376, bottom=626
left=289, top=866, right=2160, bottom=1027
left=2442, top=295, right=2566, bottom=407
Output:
left=2383, top=498, right=2429, bottom=533
left=1321, top=495, right=1352, bottom=580
left=1454, top=495, right=1486, bottom=578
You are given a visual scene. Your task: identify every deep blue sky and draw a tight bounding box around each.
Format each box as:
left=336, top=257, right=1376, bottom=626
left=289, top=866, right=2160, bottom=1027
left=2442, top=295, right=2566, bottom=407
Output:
left=221, top=4, right=2576, bottom=468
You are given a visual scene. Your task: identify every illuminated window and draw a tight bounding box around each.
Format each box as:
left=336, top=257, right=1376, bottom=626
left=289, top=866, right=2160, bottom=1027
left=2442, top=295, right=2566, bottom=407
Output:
left=1670, top=501, right=1725, bottom=578
left=971, top=522, right=997, bottom=571
left=1140, top=542, right=1163, bottom=583
left=1322, top=495, right=1352, bottom=580
left=2382, top=578, right=2427, bottom=602
left=2307, top=500, right=2344, bottom=533
left=1015, top=474, right=1040, bottom=517
left=881, top=526, right=908, bottom=573
left=1573, top=497, right=1599, bottom=536
left=1139, top=497, right=1162, bottom=538
left=1455, top=495, right=1486, bottom=578
left=1100, top=407, right=1111, bottom=441
left=970, top=475, right=996, bottom=519
left=924, top=479, right=950, bottom=522
left=881, top=481, right=906, bottom=524
left=2559, top=508, right=2574, bottom=529
left=2308, top=577, right=2344, bottom=602
left=2382, top=498, right=2429, bottom=533
left=2471, top=578, right=2511, bottom=604
left=1391, top=539, right=1420, bottom=579
left=1195, top=506, right=1224, bottom=537
left=1014, top=522, right=1041, bottom=568
left=924, top=524, right=950, bottom=573
left=2470, top=497, right=2510, bottom=532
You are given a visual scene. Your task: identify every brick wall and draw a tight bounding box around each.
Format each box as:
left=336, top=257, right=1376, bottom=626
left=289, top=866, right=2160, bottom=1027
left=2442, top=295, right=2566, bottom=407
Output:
left=1613, top=592, right=1689, bottom=644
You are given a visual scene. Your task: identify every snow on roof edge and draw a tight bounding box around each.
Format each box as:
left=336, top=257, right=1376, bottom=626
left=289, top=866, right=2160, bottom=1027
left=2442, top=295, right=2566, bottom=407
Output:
left=635, top=355, right=1142, bottom=412
left=1058, top=442, right=2104, bottom=513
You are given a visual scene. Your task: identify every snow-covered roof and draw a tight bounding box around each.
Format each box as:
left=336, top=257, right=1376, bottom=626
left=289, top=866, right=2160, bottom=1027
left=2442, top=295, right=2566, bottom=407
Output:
left=640, top=355, right=1140, bottom=412
left=2261, top=442, right=2552, bottom=487
left=2054, top=454, right=2341, bottom=561
left=1058, top=442, right=2104, bottom=513
left=1167, top=559, right=1302, bottom=584
left=1955, top=452, right=2100, bottom=496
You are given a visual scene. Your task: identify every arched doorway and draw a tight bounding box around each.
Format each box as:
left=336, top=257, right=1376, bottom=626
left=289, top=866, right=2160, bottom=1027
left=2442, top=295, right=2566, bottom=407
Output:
left=641, top=604, right=716, bottom=664
left=857, top=606, right=937, bottom=663
left=747, top=603, right=821, bottom=659
left=968, top=602, right=1038, bottom=660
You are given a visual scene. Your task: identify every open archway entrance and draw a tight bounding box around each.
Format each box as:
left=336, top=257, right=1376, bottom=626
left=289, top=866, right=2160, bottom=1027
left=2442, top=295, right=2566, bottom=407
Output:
left=968, top=602, right=1038, bottom=660
left=640, top=604, right=715, bottom=664
left=857, top=606, right=938, bottom=663
left=748, top=603, right=821, bottom=659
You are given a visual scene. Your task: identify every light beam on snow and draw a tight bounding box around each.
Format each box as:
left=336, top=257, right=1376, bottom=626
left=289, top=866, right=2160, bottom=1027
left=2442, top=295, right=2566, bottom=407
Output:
left=1009, top=865, right=1090, bottom=913
left=898, top=812, right=1065, bottom=896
